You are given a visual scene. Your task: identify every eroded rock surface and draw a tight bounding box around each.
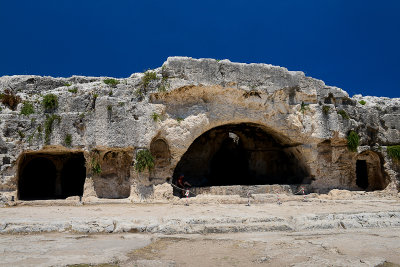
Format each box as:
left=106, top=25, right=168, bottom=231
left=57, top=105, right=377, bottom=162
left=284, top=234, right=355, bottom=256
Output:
left=0, top=57, right=399, bottom=201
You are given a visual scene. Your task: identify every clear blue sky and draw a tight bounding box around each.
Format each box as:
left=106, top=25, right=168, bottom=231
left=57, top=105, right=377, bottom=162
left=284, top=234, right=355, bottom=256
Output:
left=1, top=0, right=399, bottom=97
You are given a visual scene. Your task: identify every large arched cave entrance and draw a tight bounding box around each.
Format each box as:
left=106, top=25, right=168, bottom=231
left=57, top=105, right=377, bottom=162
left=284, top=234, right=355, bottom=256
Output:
left=18, top=152, right=86, bottom=200
left=173, top=123, right=310, bottom=195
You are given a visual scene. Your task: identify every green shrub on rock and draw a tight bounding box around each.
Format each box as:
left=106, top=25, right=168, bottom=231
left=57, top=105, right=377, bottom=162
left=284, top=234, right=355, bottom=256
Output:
left=20, top=101, right=35, bottom=116
left=103, top=78, right=119, bottom=87
left=91, top=158, right=102, bottom=175
left=42, top=94, right=58, bottom=112
left=64, top=134, right=72, bottom=147
left=322, top=105, right=330, bottom=115
left=44, top=114, right=61, bottom=144
left=68, top=87, right=78, bottom=94
left=134, top=149, right=154, bottom=172
left=142, top=71, right=158, bottom=89
left=337, top=109, right=349, bottom=120
left=151, top=112, right=160, bottom=122
left=347, top=131, right=359, bottom=152
left=387, top=145, right=400, bottom=161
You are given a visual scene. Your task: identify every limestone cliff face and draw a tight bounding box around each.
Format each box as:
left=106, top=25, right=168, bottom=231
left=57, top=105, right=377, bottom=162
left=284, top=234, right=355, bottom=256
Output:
left=0, top=57, right=399, bottom=199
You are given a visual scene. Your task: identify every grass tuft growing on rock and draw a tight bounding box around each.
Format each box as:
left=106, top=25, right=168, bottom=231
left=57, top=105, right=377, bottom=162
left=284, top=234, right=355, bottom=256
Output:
left=347, top=130, right=359, bottom=152
left=91, top=158, right=102, bottom=175
left=44, top=114, right=61, bottom=144
left=42, top=94, right=58, bottom=112
left=337, top=109, right=349, bottom=120
left=135, top=149, right=154, bottom=172
left=387, top=145, right=400, bottom=161
left=64, top=134, right=72, bottom=147
left=299, top=102, right=309, bottom=114
left=103, top=79, right=119, bottom=87
left=322, top=105, right=330, bottom=115
left=18, top=130, right=25, bottom=139
left=151, top=112, right=161, bottom=122
left=359, top=100, right=366, bottom=105
left=135, top=88, right=144, bottom=99
left=157, top=81, right=169, bottom=93
left=68, top=87, right=78, bottom=94
left=142, top=71, right=158, bottom=89
left=20, top=101, right=35, bottom=116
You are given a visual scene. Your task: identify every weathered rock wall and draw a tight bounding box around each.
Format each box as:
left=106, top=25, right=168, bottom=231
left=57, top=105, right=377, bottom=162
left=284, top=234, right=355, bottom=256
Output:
left=0, top=57, right=399, bottom=200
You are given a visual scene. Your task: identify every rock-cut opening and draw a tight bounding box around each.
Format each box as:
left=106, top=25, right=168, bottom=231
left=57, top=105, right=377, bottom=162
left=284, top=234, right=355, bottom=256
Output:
left=355, top=152, right=388, bottom=191
left=356, top=160, right=368, bottom=189
left=18, top=152, right=86, bottom=200
left=172, top=123, right=309, bottom=196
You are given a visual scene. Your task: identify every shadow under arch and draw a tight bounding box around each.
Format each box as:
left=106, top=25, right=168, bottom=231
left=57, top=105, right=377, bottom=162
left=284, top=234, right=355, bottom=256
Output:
left=60, top=153, right=86, bottom=198
left=172, top=123, right=310, bottom=193
left=17, top=151, right=87, bottom=200
left=18, top=157, right=57, bottom=200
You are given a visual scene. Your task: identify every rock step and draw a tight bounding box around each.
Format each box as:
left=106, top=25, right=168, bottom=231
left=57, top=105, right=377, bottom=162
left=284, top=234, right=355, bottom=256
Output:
left=0, top=211, right=399, bottom=234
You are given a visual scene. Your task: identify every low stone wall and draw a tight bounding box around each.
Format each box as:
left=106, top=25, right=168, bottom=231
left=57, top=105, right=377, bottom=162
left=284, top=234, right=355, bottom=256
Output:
left=190, top=184, right=312, bottom=197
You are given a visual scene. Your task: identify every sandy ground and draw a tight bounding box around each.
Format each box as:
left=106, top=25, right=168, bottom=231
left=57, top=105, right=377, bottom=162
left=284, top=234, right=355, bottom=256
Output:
left=0, top=229, right=400, bottom=267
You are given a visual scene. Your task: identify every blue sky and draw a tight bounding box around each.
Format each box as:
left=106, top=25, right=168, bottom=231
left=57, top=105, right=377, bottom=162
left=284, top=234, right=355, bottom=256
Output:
left=0, top=0, right=399, bottom=97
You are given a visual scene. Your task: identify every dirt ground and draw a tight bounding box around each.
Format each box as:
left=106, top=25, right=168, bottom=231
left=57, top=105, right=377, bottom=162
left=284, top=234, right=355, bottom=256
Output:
left=1, top=194, right=400, bottom=266
left=2, top=197, right=400, bottom=223
left=1, top=229, right=400, bottom=267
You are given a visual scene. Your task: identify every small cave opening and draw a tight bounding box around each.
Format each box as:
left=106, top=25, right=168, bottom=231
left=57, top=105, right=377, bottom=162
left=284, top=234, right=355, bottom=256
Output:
left=149, top=138, right=171, bottom=183
left=355, top=152, right=388, bottom=191
left=150, top=138, right=170, bottom=169
left=92, top=149, right=132, bottom=199
left=356, top=160, right=368, bottom=189
left=172, top=123, right=309, bottom=196
left=18, top=152, right=86, bottom=200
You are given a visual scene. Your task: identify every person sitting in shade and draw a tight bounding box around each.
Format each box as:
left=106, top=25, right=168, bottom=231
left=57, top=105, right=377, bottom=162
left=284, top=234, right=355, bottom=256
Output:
left=177, top=174, right=191, bottom=197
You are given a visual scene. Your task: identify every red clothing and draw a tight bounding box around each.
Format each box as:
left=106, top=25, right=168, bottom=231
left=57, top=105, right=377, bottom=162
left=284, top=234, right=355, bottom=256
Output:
left=177, top=176, right=184, bottom=188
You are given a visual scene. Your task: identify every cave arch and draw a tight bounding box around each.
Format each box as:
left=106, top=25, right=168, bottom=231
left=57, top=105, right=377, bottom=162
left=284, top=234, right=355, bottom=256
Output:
left=18, top=152, right=87, bottom=200
left=150, top=138, right=170, bottom=169
left=173, top=123, right=310, bottom=191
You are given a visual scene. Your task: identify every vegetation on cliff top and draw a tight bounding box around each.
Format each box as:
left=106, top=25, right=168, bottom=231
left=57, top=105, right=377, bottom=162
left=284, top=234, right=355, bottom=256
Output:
left=103, top=78, right=119, bottom=87
left=142, top=71, right=158, bottom=89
